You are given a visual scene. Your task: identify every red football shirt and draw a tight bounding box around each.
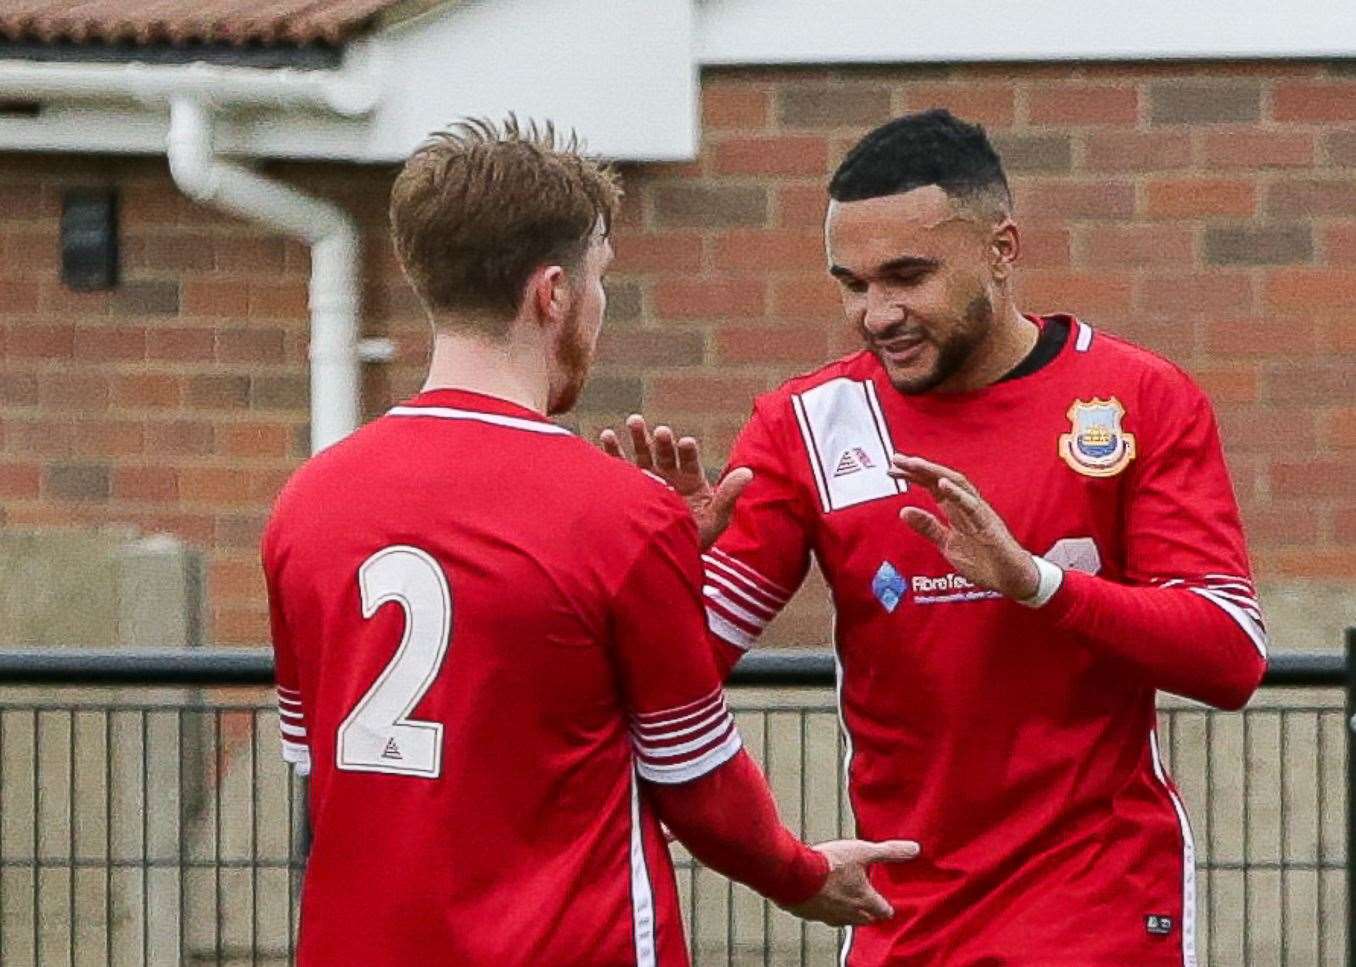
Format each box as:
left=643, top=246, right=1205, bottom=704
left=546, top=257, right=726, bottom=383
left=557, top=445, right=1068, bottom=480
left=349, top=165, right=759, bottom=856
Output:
left=263, top=389, right=743, bottom=966
left=706, top=317, right=1267, bottom=966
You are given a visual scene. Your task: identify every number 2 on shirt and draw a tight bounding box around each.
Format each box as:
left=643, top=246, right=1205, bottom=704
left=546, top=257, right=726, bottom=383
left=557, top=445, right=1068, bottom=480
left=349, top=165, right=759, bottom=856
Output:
left=337, top=545, right=452, bottom=778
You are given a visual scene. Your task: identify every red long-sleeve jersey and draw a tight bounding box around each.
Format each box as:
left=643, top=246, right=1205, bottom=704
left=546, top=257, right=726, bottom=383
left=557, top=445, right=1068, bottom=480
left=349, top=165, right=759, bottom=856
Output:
left=705, top=316, right=1267, bottom=966
left=263, top=388, right=824, bottom=967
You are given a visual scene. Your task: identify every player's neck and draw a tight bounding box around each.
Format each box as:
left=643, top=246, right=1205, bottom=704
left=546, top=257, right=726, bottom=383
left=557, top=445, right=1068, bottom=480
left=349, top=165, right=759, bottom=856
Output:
left=423, top=327, right=548, bottom=414
left=936, top=304, right=1038, bottom=393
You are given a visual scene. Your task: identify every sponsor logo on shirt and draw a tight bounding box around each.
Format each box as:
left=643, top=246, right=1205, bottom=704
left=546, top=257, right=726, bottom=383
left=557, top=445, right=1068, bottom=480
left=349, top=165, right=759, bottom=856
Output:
left=871, top=561, right=907, bottom=612
left=1059, top=397, right=1137, bottom=478
left=910, top=572, right=1002, bottom=605
left=1146, top=914, right=1174, bottom=936
left=833, top=447, right=877, bottom=478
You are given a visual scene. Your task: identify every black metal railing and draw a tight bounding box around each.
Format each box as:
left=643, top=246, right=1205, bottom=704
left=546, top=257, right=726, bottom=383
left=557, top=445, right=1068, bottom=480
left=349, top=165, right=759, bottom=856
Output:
left=0, top=643, right=1348, bottom=966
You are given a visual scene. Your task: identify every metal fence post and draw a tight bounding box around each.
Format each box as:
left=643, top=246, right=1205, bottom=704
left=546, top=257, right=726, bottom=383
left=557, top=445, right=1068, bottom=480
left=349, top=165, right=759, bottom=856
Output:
left=1347, top=626, right=1355, bottom=967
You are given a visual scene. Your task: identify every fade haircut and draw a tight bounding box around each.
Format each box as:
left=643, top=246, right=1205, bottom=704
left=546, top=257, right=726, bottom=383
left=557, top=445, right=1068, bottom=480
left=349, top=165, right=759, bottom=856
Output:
left=829, top=109, right=1011, bottom=219
left=390, top=116, right=622, bottom=336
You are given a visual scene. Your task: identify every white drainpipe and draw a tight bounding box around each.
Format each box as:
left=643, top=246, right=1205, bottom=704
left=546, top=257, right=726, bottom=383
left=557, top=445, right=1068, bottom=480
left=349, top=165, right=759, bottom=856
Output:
left=0, top=61, right=386, bottom=453
left=167, top=97, right=361, bottom=452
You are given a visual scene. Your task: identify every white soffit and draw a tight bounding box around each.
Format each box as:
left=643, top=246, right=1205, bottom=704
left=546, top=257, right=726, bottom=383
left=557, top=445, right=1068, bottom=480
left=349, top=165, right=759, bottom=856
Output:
left=698, top=0, right=1356, bottom=64
left=0, top=0, right=696, bottom=162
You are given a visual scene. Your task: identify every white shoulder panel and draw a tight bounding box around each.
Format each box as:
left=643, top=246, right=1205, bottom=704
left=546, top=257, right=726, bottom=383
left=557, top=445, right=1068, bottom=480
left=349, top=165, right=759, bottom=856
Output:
left=790, top=378, right=905, bottom=514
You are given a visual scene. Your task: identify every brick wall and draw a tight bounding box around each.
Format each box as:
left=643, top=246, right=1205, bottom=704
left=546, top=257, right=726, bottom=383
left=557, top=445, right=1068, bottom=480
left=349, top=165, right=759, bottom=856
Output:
left=1, top=60, right=1353, bottom=646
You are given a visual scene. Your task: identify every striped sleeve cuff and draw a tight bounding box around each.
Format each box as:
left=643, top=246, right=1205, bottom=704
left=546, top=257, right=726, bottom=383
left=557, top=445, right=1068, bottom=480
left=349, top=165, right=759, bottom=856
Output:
left=702, top=548, right=791, bottom=652
left=632, top=687, right=743, bottom=784
left=277, top=685, right=311, bottom=776
left=1184, top=574, right=1268, bottom=661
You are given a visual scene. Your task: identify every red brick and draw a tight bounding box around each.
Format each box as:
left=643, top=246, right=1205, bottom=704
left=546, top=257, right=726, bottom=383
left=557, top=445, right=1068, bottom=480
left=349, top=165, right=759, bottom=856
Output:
left=1241, top=504, right=1324, bottom=547
left=1263, top=269, right=1356, bottom=311
left=247, top=469, right=292, bottom=502
left=594, top=329, right=706, bottom=368
left=1082, top=131, right=1192, bottom=171
left=141, top=234, right=215, bottom=272
left=1118, top=318, right=1200, bottom=361
left=8, top=419, right=75, bottom=456
left=1266, top=179, right=1356, bottom=217
left=147, top=327, right=215, bottom=362
left=902, top=85, right=1016, bottom=127
left=1322, top=223, right=1356, bottom=263
left=212, top=607, right=271, bottom=645
left=215, top=237, right=288, bottom=273
left=1192, top=365, right=1261, bottom=404
left=0, top=281, right=40, bottom=315
left=611, top=233, right=704, bottom=274
left=1081, top=226, right=1196, bottom=266
left=648, top=375, right=768, bottom=414
left=1270, top=459, right=1356, bottom=497
left=1271, top=82, right=1356, bottom=122
left=248, top=282, right=309, bottom=320
left=112, top=373, right=182, bottom=408
left=713, top=231, right=826, bottom=271
left=1320, top=312, right=1356, bottom=352
left=702, top=85, right=771, bottom=130
left=1334, top=506, right=1356, bottom=545
left=0, top=464, right=41, bottom=499
left=218, top=422, right=293, bottom=458
left=209, top=558, right=266, bottom=602
left=40, top=283, right=110, bottom=316
left=218, top=328, right=286, bottom=364
left=1028, top=85, right=1140, bottom=125
left=1264, top=363, right=1356, bottom=404
left=2, top=231, right=60, bottom=273
left=112, top=466, right=178, bottom=502
left=771, top=277, right=844, bottom=322
left=0, top=184, right=58, bottom=220
left=1205, top=317, right=1319, bottom=357
left=73, top=326, right=146, bottom=362
left=145, top=421, right=214, bottom=456
left=1215, top=405, right=1317, bottom=452
left=715, top=326, right=830, bottom=365
left=776, top=184, right=829, bottom=228
left=181, top=467, right=253, bottom=505
left=37, top=373, right=110, bottom=410
left=1145, top=179, right=1256, bottom=219
left=120, top=184, right=182, bottom=226
left=714, top=136, right=830, bottom=177
left=1019, top=226, right=1072, bottom=267
left=216, top=512, right=267, bottom=549
left=0, top=372, right=39, bottom=406
left=5, top=324, right=72, bottom=359
left=653, top=277, right=766, bottom=320
left=182, top=280, right=249, bottom=318
left=1136, top=272, right=1257, bottom=316
left=1016, top=180, right=1136, bottom=220
left=1016, top=271, right=1135, bottom=316
left=1201, top=129, right=1315, bottom=168
left=72, top=420, right=144, bottom=456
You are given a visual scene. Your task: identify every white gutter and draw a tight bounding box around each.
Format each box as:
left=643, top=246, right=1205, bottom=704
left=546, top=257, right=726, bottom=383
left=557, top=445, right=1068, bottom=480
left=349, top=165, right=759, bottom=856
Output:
left=0, top=60, right=385, bottom=453
left=166, top=96, right=366, bottom=452
left=0, top=60, right=376, bottom=116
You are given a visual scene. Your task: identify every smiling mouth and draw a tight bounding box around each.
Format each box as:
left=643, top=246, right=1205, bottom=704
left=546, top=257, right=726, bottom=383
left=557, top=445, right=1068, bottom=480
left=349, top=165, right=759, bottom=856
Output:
left=872, top=334, right=928, bottom=364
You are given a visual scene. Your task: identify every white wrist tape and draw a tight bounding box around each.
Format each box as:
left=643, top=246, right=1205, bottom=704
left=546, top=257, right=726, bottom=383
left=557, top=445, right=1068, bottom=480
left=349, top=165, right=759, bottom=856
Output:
left=1017, top=556, right=1064, bottom=609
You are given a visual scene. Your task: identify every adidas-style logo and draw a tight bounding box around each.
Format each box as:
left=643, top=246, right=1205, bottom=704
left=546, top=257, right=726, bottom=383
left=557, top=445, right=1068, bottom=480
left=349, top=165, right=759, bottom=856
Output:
left=833, top=447, right=876, bottom=477
left=382, top=738, right=403, bottom=760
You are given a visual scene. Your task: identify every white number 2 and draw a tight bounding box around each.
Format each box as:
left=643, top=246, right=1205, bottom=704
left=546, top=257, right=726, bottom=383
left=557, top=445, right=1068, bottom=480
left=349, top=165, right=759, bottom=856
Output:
left=337, top=545, right=452, bottom=779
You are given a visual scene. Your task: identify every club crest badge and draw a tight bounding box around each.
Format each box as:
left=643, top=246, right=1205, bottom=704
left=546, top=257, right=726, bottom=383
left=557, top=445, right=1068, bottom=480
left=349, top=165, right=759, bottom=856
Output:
left=1059, top=397, right=1136, bottom=478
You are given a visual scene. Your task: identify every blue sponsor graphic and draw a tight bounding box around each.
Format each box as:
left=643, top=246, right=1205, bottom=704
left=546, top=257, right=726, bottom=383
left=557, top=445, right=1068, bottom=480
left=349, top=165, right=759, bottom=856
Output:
left=872, top=561, right=907, bottom=613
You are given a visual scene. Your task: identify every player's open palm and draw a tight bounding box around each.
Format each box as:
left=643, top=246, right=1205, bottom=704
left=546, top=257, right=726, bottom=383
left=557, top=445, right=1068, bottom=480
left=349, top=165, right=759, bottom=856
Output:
left=600, top=414, right=753, bottom=549
left=787, top=838, right=919, bottom=927
left=888, top=454, right=1040, bottom=601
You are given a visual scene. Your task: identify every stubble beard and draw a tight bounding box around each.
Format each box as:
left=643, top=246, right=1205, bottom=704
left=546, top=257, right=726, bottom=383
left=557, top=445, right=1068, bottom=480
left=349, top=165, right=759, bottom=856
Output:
left=873, top=293, right=995, bottom=395
left=546, top=305, right=593, bottom=416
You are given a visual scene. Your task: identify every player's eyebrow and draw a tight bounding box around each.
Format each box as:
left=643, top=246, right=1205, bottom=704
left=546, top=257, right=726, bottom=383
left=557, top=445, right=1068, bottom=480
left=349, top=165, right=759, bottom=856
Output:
left=829, top=255, right=939, bottom=280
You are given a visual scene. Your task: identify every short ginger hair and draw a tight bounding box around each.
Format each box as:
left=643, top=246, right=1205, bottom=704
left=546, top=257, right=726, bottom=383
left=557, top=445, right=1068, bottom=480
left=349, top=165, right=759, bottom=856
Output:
left=389, top=116, right=622, bottom=335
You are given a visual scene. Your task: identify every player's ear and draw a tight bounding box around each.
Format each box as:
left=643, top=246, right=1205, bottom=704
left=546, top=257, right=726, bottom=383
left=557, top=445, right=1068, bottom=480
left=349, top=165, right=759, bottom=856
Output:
left=989, top=219, right=1020, bottom=283
left=528, top=264, right=570, bottom=328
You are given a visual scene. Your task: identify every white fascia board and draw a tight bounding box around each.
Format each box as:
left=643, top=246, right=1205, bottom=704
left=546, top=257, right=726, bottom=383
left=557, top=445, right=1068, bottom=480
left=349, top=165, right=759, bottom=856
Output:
left=367, top=0, right=696, bottom=161
left=698, top=0, right=1356, bottom=64
left=0, top=0, right=696, bottom=163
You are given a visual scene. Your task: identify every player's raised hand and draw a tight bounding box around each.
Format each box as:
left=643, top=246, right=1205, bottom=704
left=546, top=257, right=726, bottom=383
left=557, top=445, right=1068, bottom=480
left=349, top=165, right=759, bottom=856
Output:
left=888, top=454, right=1040, bottom=601
left=600, top=414, right=753, bottom=549
left=786, top=839, right=919, bottom=927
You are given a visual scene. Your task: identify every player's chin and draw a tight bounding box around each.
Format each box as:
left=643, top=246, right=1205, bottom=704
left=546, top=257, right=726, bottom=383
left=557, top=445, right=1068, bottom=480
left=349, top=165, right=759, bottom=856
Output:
left=880, top=354, right=940, bottom=395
